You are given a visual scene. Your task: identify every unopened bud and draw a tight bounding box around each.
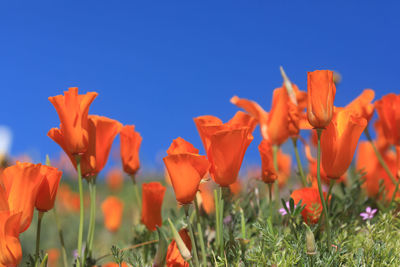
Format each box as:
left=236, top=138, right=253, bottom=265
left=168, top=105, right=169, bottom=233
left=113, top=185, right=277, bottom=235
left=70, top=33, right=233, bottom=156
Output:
left=304, top=223, right=317, bottom=255
left=280, top=66, right=297, bottom=105
left=168, top=218, right=192, bottom=261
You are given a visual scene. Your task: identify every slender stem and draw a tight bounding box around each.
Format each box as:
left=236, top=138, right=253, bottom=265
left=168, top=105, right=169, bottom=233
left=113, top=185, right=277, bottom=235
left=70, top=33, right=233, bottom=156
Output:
left=131, top=175, right=142, bottom=208
left=197, top=222, right=207, bottom=266
left=95, top=240, right=158, bottom=262
left=194, top=196, right=202, bottom=225
left=53, top=208, right=68, bottom=267
left=214, top=189, right=220, bottom=252
left=218, top=187, right=225, bottom=257
left=315, top=129, right=331, bottom=246
left=326, top=179, right=335, bottom=213
left=85, top=177, right=97, bottom=259
left=74, top=155, right=85, bottom=267
left=391, top=146, right=400, bottom=204
left=268, top=183, right=272, bottom=203
left=35, top=211, right=44, bottom=266
left=184, top=205, right=200, bottom=267
left=272, top=145, right=280, bottom=210
left=291, top=138, right=307, bottom=186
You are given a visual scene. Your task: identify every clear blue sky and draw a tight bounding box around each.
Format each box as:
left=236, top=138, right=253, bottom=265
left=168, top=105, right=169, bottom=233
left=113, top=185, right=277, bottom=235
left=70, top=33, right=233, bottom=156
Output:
left=1, top=1, right=399, bottom=173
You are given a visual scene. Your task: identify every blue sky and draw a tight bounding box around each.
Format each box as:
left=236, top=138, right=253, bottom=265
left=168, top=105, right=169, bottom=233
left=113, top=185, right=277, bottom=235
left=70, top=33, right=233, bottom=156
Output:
left=0, top=1, right=399, bottom=173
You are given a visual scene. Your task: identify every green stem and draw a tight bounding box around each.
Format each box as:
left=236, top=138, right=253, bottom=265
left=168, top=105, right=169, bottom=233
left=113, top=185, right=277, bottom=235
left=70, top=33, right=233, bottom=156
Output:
left=194, top=196, right=202, bottom=226
left=53, top=208, right=68, bottom=267
left=218, top=187, right=224, bottom=257
left=35, top=211, right=44, bottom=266
left=272, top=145, right=280, bottom=211
left=74, top=155, right=85, bottom=267
left=85, top=177, right=97, bottom=259
left=184, top=205, right=200, bottom=267
left=197, top=222, right=207, bottom=266
left=131, top=175, right=142, bottom=209
left=268, top=183, right=272, bottom=203
left=214, top=189, right=220, bottom=252
left=316, top=129, right=331, bottom=247
left=292, top=137, right=307, bottom=186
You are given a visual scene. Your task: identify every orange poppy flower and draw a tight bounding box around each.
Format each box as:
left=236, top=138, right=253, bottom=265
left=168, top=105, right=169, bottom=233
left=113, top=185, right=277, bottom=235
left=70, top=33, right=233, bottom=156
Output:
left=356, top=141, right=396, bottom=198
left=0, top=211, right=22, bottom=267
left=375, top=94, right=400, bottom=146
left=47, top=248, right=60, bottom=267
left=48, top=87, right=97, bottom=155
left=194, top=112, right=254, bottom=186
left=2, top=162, right=43, bottom=233
left=345, top=89, right=375, bottom=121
left=35, top=165, right=62, bottom=212
left=141, top=182, right=166, bottom=231
left=198, top=182, right=215, bottom=215
left=268, top=87, right=291, bottom=144
left=166, top=229, right=192, bottom=267
left=120, top=125, right=142, bottom=176
left=374, top=120, right=390, bottom=153
left=307, top=70, right=336, bottom=129
left=229, top=179, right=242, bottom=195
left=54, top=115, right=122, bottom=178
left=276, top=149, right=292, bottom=188
left=101, top=196, right=124, bottom=232
left=291, top=187, right=326, bottom=224
left=163, top=138, right=209, bottom=204
left=321, top=108, right=367, bottom=179
left=106, top=168, right=124, bottom=192
left=258, top=140, right=277, bottom=184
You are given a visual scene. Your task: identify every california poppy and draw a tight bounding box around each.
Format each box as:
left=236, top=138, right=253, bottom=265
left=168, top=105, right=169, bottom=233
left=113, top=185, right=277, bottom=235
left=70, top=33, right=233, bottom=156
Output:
left=120, top=125, right=142, bottom=177
left=106, top=168, right=124, bottom=192
left=258, top=140, right=277, bottom=184
left=163, top=138, right=209, bottom=204
left=141, top=182, right=166, bottom=231
left=35, top=165, right=62, bottom=212
left=166, top=228, right=192, bottom=267
left=47, top=248, right=60, bottom=267
left=291, top=187, right=326, bottom=224
left=375, top=94, right=400, bottom=146
left=48, top=87, right=97, bottom=155
left=0, top=211, right=22, bottom=267
left=307, top=70, right=336, bottom=129
left=102, top=263, right=129, bottom=267
left=194, top=112, right=254, bottom=186
left=2, top=162, right=43, bottom=233
left=229, top=179, right=242, bottom=195
left=276, top=149, right=292, bottom=188
left=356, top=141, right=396, bottom=198
left=321, top=108, right=367, bottom=179
left=345, top=89, right=375, bottom=122
left=198, top=182, right=215, bottom=215
left=101, top=196, right=124, bottom=232
left=53, top=115, right=123, bottom=178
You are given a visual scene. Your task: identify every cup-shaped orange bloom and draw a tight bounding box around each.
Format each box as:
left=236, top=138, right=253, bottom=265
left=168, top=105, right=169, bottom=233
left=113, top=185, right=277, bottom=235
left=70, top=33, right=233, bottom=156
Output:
left=120, top=125, right=142, bottom=176
left=291, top=188, right=326, bottom=224
left=54, top=115, right=123, bottom=178
left=194, top=112, right=254, bottom=186
left=141, top=182, right=166, bottom=231
left=374, top=120, right=390, bottom=152
left=48, top=87, right=98, bottom=155
left=307, top=70, right=336, bottom=129
left=258, top=140, right=277, bottom=184
left=375, top=93, right=400, bottom=146
left=345, top=89, right=375, bottom=122
left=101, top=196, right=124, bottom=232
left=106, top=168, right=124, bottom=192
left=321, top=108, right=367, bottom=179
left=35, top=165, right=62, bottom=212
left=276, top=149, right=292, bottom=188
left=0, top=211, right=22, bottom=267
left=229, top=179, right=242, bottom=195
left=2, top=162, right=43, bottom=233
left=198, top=182, right=215, bottom=215
left=356, top=141, right=396, bottom=198
left=166, top=228, right=192, bottom=267
left=164, top=138, right=210, bottom=204
left=268, top=87, right=290, bottom=145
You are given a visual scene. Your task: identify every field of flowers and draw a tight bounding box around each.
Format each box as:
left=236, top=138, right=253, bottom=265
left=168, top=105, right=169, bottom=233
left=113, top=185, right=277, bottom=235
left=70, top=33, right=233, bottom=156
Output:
left=1, top=69, right=400, bottom=266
